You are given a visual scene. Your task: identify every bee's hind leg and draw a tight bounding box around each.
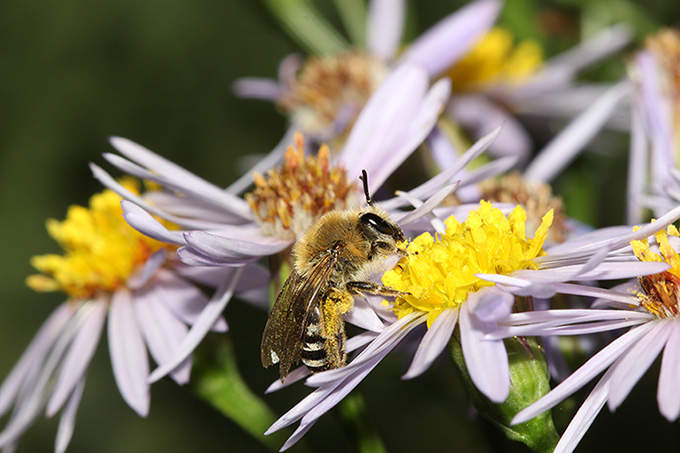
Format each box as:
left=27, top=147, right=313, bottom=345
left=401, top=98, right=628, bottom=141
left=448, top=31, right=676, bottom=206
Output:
left=346, top=281, right=409, bottom=298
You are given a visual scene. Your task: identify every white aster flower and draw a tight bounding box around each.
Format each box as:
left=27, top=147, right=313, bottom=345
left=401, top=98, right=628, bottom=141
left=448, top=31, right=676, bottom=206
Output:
left=0, top=181, right=264, bottom=452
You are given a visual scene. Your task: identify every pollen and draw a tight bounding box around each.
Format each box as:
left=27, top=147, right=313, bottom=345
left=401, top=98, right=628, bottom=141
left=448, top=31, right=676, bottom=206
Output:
left=445, top=27, right=543, bottom=92
left=382, top=201, right=553, bottom=327
left=245, top=132, right=358, bottom=239
left=277, top=51, right=388, bottom=140
left=632, top=226, right=680, bottom=318
left=478, top=172, right=568, bottom=243
left=26, top=179, right=169, bottom=300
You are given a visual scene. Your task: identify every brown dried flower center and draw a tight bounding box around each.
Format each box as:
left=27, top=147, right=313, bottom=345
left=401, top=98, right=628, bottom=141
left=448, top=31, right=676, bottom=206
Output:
left=478, top=172, right=568, bottom=243
left=645, top=29, right=680, bottom=100
left=277, top=51, right=388, bottom=138
left=639, top=272, right=680, bottom=319
left=245, top=133, right=358, bottom=239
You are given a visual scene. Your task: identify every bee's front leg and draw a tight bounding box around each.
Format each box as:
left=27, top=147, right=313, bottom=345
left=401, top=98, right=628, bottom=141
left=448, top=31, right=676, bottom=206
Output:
left=346, top=281, right=409, bottom=298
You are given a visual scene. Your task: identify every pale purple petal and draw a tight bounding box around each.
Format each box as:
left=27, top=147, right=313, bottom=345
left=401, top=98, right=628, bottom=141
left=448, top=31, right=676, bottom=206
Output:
left=553, top=370, right=612, bottom=453
left=657, top=320, right=680, bottom=421
left=344, top=298, right=384, bottom=332
left=225, top=127, right=295, bottom=195
left=133, top=287, right=192, bottom=385
left=338, top=64, right=428, bottom=175
left=467, top=286, right=513, bottom=321
left=152, top=269, right=227, bottom=332
left=278, top=53, right=303, bottom=88
left=608, top=319, right=671, bottom=412
left=232, top=78, right=282, bottom=100
left=147, top=267, right=243, bottom=383
left=398, top=0, right=501, bottom=77
left=107, top=137, right=253, bottom=220
left=627, top=90, right=648, bottom=224
left=394, top=183, right=457, bottom=229
left=54, top=377, right=85, bottom=453
left=381, top=125, right=501, bottom=210
left=512, top=322, right=656, bottom=424
left=367, top=0, right=405, bottom=61
left=108, top=288, right=150, bottom=416
left=127, top=249, right=168, bottom=290
left=266, top=367, right=311, bottom=394
left=523, top=80, right=630, bottom=183
left=459, top=302, right=509, bottom=402
left=46, top=299, right=107, bottom=417
left=402, top=307, right=458, bottom=379
left=120, top=201, right=187, bottom=245
left=0, top=303, right=73, bottom=417
left=367, top=77, right=451, bottom=190
left=447, top=94, right=531, bottom=161
left=182, top=230, right=291, bottom=263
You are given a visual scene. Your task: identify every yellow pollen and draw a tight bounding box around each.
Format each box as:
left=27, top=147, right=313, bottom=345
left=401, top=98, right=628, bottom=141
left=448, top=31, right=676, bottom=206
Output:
left=632, top=225, right=680, bottom=318
left=245, top=132, right=358, bottom=239
left=478, top=172, right=568, bottom=243
left=277, top=51, right=388, bottom=139
left=446, top=27, right=543, bottom=92
left=383, top=201, right=553, bottom=327
left=26, top=179, right=170, bottom=300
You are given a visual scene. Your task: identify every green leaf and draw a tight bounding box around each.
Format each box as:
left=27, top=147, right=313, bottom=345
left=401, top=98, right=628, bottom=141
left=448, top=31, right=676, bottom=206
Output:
left=262, top=0, right=350, bottom=55
left=449, top=328, right=559, bottom=452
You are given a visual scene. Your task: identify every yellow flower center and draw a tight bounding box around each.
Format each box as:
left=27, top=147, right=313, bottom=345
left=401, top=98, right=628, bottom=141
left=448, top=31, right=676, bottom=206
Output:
left=632, top=225, right=680, bottom=318
left=446, top=27, right=543, bottom=92
left=478, top=172, right=568, bottom=243
left=245, top=132, right=358, bottom=239
left=276, top=51, right=388, bottom=140
left=26, top=179, right=169, bottom=300
left=382, top=201, right=553, bottom=327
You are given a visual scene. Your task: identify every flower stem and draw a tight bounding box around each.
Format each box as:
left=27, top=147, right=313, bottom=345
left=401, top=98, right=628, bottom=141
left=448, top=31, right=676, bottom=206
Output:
left=191, top=338, right=288, bottom=452
left=262, top=0, right=350, bottom=55
left=336, top=391, right=388, bottom=453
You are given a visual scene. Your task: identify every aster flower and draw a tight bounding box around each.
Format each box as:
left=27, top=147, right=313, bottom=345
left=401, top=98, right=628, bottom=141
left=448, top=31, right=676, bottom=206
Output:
left=484, top=216, right=680, bottom=452
left=628, top=29, right=680, bottom=223
left=0, top=181, right=264, bottom=452
left=93, top=62, right=519, bottom=384
left=263, top=199, right=680, bottom=450
left=235, top=0, right=501, bottom=143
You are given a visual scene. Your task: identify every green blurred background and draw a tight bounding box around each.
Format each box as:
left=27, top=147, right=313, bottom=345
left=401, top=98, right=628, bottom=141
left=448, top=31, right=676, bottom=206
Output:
left=1, top=0, right=679, bottom=451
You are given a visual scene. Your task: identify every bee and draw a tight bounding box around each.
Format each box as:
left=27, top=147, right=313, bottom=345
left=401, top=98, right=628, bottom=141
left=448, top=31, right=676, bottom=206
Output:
left=261, top=170, right=408, bottom=381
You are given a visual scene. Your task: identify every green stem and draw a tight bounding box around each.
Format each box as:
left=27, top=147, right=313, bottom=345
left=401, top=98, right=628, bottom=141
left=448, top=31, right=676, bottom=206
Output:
left=191, top=339, right=288, bottom=452
left=332, top=0, right=367, bottom=47
left=336, top=392, right=388, bottom=453
left=262, top=0, right=350, bottom=55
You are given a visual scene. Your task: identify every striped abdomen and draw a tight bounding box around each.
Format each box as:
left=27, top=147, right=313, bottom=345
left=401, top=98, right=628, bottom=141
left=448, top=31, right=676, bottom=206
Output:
left=301, top=307, right=330, bottom=373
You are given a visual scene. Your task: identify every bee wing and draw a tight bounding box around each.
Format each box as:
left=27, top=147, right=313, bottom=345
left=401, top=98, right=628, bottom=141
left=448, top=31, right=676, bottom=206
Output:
left=261, top=252, right=338, bottom=379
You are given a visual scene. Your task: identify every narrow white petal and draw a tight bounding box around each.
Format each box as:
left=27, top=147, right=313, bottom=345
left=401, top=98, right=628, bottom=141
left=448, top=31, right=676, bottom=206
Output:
left=512, top=322, right=656, bottom=424
left=231, top=78, right=282, bottom=100
left=657, top=320, right=680, bottom=421
left=148, top=267, right=243, bottom=383
left=54, top=377, right=85, bottom=453
left=0, top=304, right=72, bottom=416
left=403, top=307, right=458, bottom=379
left=399, top=0, right=501, bottom=77
left=133, top=288, right=192, bottom=385
left=152, top=269, right=227, bottom=332
left=467, top=286, right=513, bottom=321
left=608, top=319, right=671, bottom=412
left=394, top=183, right=458, bottom=229
left=108, top=288, right=150, bottom=416
left=344, top=298, right=384, bottom=332
left=460, top=303, right=510, bottom=403
left=183, top=230, right=291, bottom=262
left=367, top=0, right=405, bottom=61
left=627, top=97, right=648, bottom=224
left=553, top=370, right=613, bottom=453
left=46, top=299, right=107, bottom=417
left=121, top=201, right=186, bottom=245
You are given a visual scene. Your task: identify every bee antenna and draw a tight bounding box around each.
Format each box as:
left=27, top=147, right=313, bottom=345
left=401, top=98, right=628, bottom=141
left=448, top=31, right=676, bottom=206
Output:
left=360, top=169, right=373, bottom=205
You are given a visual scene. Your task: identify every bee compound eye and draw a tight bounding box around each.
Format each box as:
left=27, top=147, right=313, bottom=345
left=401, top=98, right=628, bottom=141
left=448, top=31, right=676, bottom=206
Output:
left=360, top=213, right=395, bottom=236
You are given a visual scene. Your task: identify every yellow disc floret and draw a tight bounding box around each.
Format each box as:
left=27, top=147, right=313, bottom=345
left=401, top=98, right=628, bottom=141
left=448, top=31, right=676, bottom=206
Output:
left=446, top=27, right=543, bottom=92
left=632, top=225, right=680, bottom=318
left=26, top=179, right=168, bottom=300
left=383, top=201, right=553, bottom=327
